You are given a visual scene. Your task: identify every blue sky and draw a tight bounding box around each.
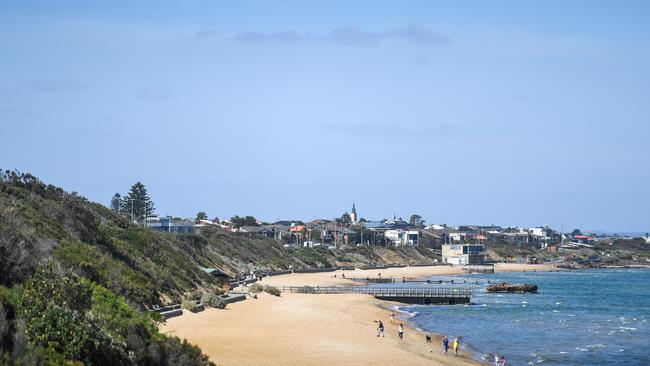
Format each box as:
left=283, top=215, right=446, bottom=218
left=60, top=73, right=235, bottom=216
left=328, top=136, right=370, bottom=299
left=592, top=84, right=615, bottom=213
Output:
left=1, top=0, right=649, bottom=232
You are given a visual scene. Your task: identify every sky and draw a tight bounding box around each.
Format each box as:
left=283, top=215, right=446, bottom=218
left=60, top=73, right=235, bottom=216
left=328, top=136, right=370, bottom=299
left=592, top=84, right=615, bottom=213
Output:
left=1, top=0, right=649, bottom=232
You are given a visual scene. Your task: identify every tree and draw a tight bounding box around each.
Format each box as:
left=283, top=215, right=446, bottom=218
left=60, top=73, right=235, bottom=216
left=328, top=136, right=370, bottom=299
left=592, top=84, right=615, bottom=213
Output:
left=409, top=214, right=425, bottom=227
left=196, top=212, right=208, bottom=222
left=119, top=182, right=155, bottom=223
left=339, top=213, right=352, bottom=225
left=110, top=193, right=121, bottom=213
left=230, top=215, right=258, bottom=229
left=571, top=229, right=582, bottom=236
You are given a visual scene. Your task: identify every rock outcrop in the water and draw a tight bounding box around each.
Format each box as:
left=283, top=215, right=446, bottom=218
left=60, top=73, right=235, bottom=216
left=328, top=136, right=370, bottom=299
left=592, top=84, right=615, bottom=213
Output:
left=487, top=282, right=538, bottom=293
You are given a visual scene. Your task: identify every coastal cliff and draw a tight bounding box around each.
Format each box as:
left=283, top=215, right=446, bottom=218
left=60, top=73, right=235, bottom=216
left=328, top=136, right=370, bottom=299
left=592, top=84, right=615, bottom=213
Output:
left=0, top=172, right=440, bottom=364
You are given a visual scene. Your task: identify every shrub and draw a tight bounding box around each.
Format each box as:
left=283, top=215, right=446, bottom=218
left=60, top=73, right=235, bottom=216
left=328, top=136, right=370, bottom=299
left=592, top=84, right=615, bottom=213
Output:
left=249, top=283, right=264, bottom=294
left=181, top=299, right=197, bottom=312
left=200, top=292, right=225, bottom=309
left=248, top=283, right=280, bottom=296
left=263, top=285, right=281, bottom=297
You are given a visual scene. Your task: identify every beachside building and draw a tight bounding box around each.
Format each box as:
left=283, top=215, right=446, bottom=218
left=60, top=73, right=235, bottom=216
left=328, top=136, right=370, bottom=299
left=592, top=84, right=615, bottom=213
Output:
left=441, top=243, right=486, bottom=265
left=385, top=229, right=420, bottom=246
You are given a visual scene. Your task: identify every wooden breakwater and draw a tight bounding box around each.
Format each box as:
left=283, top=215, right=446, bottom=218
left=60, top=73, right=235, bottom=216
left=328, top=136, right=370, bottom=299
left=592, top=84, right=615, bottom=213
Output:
left=277, top=286, right=473, bottom=305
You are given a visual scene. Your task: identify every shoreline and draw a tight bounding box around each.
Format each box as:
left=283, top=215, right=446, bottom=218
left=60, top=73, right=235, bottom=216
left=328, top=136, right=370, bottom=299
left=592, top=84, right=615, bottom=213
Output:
left=379, top=263, right=560, bottom=364
left=161, top=263, right=555, bottom=365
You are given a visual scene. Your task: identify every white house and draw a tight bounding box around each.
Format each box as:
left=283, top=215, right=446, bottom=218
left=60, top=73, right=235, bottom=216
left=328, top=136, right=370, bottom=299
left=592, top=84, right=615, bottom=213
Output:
left=442, top=243, right=486, bottom=265
left=384, top=229, right=420, bottom=246
left=448, top=232, right=466, bottom=242
left=529, top=227, right=546, bottom=237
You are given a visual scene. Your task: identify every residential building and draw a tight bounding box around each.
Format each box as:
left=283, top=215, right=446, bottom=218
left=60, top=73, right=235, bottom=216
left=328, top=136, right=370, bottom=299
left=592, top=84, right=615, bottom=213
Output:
left=571, top=235, right=595, bottom=246
left=529, top=227, right=546, bottom=237
left=442, top=243, right=486, bottom=265
left=385, top=229, right=420, bottom=246
left=239, top=225, right=275, bottom=237
left=448, top=232, right=466, bottom=243
left=146, top=216, right=195, bottom=234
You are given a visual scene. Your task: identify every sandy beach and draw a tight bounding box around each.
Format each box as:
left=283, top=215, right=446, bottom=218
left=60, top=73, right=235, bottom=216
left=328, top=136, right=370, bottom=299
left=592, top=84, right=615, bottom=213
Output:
left=259, top=263, right=556, bottom=287
left=161, top=264, right=555, bottom=365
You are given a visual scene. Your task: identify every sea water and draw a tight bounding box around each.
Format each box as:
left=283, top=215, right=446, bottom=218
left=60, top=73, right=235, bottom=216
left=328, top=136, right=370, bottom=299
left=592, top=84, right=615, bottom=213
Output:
left=402, top=269, right=650, bottom=366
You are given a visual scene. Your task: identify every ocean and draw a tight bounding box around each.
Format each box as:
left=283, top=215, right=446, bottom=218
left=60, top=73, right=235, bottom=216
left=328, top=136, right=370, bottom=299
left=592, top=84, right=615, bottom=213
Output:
left=401, top=269, right=650, bottom=366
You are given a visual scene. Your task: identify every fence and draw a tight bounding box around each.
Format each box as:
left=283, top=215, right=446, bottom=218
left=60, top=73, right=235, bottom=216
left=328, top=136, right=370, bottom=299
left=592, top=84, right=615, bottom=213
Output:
left=275, top=285, right=473, bottom=299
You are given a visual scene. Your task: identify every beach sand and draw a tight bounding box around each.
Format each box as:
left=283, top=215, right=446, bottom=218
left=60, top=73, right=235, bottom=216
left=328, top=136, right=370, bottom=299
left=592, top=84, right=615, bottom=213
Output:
left=259, top=262, right=556, bottom=287
left=161, top=264, right=554, bottom=365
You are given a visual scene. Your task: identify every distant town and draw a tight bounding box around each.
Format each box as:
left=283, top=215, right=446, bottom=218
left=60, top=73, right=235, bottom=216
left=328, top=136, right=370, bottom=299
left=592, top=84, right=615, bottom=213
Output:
left=109, top=186, right=650, bottom=267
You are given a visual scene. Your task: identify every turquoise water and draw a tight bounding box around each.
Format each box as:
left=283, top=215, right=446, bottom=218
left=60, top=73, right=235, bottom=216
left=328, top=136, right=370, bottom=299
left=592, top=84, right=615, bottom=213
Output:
left=402, top=269, right=650, bottom=365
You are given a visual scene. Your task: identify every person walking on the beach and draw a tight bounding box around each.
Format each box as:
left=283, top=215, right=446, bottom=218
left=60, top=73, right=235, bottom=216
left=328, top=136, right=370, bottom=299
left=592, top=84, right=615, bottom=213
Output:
left=453, top=338, right=459, bottom=356
left=500, top=356, right=506, bottom=366
left=442, top=336, right=449, bottom=355
left=398, top=323, right=404, bottom=340
left=389, top=313, right=395, bottom=324
left=494, top=353, right=499, bottom=366
left=376, top=320, right=384, bottom=337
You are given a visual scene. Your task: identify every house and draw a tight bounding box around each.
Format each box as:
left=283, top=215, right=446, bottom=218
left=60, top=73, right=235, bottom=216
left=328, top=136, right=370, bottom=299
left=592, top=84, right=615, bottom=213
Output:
left=271, top=224, right=291, bottom=240
left=239, top=225, right=275, bottom=237
left=572, top=235, right=595, bottom=246
left=442, top=243, right=486, bottom=265
left=448, top=232, right=466, bottom=243
left=529, top=227, right=546, bottom=237
left=322, top=223, right=356, bottom=246
left=146, top=216, right=195, bottom=234
left=384, top=229, right=420, bottom=246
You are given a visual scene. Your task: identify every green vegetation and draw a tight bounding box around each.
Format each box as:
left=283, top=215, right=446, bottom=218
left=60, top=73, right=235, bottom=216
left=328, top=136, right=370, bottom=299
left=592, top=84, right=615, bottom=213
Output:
left=0, top=264, right=213, bottom=365
left=229, top=215, right=258, bottom=229
left=409, top=214, right=425, bottom=227
left=336, top=212, right=351, bottom=225
left=181, top=299, right=198, bottom=312
left=293, top=247, right=333, bottom=268
left=263, top=285, right=281, bottom=297
left=200, top=292, right=226, bottom=309
left=0, top=170, right=447, bottom=364
left=117, top=181, right=155, bottom=223
left=249, top=284, right=281, bottom=297
left=249, top=283, right=264, bottom=293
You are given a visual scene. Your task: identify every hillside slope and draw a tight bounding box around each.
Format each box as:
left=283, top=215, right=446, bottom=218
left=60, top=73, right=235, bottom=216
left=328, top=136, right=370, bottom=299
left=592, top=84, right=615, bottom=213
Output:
left=0, top=171, right=440, bottom=364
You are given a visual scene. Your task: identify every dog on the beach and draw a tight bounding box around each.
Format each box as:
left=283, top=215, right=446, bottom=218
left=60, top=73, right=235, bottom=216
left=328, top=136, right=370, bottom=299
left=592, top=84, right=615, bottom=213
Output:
left=425, top=335, right=432, bottom=343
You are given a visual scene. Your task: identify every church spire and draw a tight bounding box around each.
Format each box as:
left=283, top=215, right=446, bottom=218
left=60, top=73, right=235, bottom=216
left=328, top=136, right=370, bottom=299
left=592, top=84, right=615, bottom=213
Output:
left=350, top=202, right=358, bottom=223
